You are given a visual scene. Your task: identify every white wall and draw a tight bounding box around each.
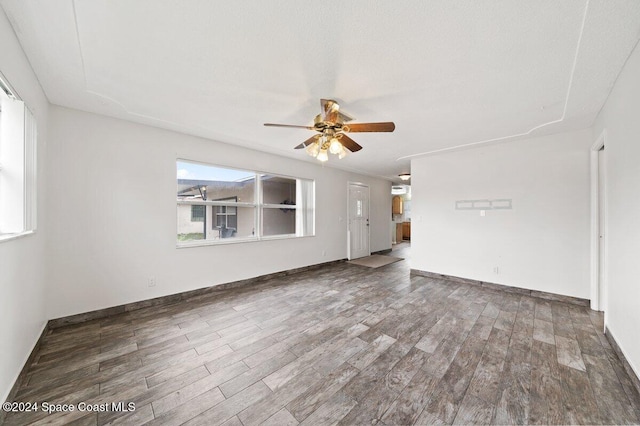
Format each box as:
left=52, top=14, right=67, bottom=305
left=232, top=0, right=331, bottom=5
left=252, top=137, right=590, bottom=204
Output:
left=593, top=41, right=640, bottom=379
left=412, top=129, right=592, bottom=299
left=0, top=9, right=49, bottom=402
left=47, top=106, right=391, bottom=319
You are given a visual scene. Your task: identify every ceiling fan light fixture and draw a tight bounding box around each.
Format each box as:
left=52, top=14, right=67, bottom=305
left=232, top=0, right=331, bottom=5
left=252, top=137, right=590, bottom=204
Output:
left=264, top=99, right=395, bottom=163
left=339, top=148, right=348, bottom=159
left=399, top=173, right=411, bottom=181
left=317, top=149, right=329, bottom=162
left=329, top=137, right=342, bottom=154
left=305, top=141, right=320, bottom=157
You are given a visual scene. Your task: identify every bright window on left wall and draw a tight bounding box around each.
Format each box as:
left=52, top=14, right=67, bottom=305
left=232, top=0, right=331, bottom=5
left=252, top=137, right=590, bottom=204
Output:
left=0, top=72, right=37, bottom=241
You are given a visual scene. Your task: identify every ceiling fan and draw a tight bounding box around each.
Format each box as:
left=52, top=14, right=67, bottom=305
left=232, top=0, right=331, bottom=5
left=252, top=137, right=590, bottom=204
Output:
left=264, top=99, right=395, bottom=162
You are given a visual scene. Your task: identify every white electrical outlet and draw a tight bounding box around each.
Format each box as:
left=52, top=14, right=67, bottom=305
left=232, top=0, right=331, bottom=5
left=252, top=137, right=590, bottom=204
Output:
left=148, top=277, right=156, bottom=287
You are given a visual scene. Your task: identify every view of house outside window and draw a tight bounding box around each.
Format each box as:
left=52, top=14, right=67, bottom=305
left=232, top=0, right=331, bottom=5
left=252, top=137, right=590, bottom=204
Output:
left=176, top=160, right=314, bottom=246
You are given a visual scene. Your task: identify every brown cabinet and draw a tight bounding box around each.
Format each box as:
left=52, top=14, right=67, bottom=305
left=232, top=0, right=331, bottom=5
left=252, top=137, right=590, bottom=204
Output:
left=392, top=196, right=403, bottom=215
left=402, top=222, right=411, bottom=240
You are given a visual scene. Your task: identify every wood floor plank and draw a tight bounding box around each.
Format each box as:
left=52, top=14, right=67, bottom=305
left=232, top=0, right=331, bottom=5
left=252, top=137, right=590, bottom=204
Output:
left=298, top=391, right=357, bottom=426
left=286, top=363, right=358, bottom=422
left=453, top=393, right=495, bottom=425
left=262, top=407, right=299, bottom=426
left=492, top=348, right=532, bottom=425
left=338, top=347, right=429, bottom=424
left=346, top=333, right=396, bottom=370
left=415, top=336, right=486, bottom=424
left=533, top=318, right=555, bottom=345
left=558, top=364, right=602, bottom=425
left=583, top=353, right=639, bottom=424
left=218, top=350, right=296, bottom=398
left=182, top=381, right=272, bottom=426
left=147, top=387, right=227, bottom=426
left=150, top=360, right=248, bottom=417
left=236, top=366, right=322, bottom=426
left=555, top=335, right=587, bottom=372
left=465, top=353, right=505, bottom=404
left=380, top=367, right=439, bottom=426
left=528, top=366, right=563, bottom=425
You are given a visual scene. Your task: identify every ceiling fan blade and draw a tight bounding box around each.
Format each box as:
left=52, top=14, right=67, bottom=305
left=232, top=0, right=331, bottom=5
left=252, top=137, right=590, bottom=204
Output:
left=345, top=122, right=395, bottom=133
left=294, top=134, right=320, bottom=149
left=264, top=123, right=315, bottom=130
left=339, top=133, right=362, bottom=152
left=320, top=99, right=340, bottom=123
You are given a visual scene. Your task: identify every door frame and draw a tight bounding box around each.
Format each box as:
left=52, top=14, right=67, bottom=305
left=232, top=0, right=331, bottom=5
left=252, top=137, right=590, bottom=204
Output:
left=590, top=130, right=606, bottom=313
left=347, top=181, right=370, bottom=260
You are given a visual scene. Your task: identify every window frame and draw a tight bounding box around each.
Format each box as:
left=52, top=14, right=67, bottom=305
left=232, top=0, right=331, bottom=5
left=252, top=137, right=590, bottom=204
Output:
left=0, top=71, right=37, bottom=243
left=176, top=160, right=315, bottom=248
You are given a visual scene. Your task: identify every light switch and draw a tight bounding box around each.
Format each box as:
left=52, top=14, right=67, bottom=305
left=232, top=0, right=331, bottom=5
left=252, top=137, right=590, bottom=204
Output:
left=480, top=210, right=486, bottom=217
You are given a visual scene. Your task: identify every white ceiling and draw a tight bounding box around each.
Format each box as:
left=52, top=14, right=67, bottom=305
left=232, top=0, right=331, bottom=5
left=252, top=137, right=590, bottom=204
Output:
left=2, top=1, right=640, bottom=182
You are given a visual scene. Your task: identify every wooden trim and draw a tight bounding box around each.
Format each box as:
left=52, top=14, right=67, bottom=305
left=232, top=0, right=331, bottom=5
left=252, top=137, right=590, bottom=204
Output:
left=604, top=326, right=640, bottom=398
left=0, top=322, right=48, bottom=422
left=410, top=269, right=590, bottom=307
left=48, top=259, right=347, bottom=329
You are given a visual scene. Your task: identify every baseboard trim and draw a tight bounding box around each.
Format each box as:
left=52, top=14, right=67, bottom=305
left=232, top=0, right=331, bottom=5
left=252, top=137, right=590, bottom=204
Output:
left=604, top=326, right=640, bottom=398
left=49, top=258, right=347, bottom=329
left=410, top=269, right=590, bottom=307
left=0, top=322, right=48, bottom=419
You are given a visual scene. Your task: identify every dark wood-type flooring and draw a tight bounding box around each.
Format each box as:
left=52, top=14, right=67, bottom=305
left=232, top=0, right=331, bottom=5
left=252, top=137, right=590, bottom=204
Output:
left=4, top=243, right=640, bottom=425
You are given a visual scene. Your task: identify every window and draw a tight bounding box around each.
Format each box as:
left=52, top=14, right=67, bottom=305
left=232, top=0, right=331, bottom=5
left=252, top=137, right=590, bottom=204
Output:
left=0, top=73, right=37, bottom=241
left=191, top=205, right=205, bottom=222
left=213, top=197, right=237, bottom=230
left=176, top=160, right=314, bottom=246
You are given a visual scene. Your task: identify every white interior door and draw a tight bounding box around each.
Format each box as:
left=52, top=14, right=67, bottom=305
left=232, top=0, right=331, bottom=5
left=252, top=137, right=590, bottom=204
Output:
left=348, top=183, right=370, bottom=260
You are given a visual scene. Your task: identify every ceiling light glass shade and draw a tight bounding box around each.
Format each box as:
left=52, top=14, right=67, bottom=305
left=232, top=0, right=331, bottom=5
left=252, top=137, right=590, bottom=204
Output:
left=306, top=141, right=320, bottom=157
left=399, top=173, right=411, bottom=181
left=317, top=149, right=329, bottom=162
left=329, top=138, right=342, bottom=154
left=338, top=146, right=348, bottom=159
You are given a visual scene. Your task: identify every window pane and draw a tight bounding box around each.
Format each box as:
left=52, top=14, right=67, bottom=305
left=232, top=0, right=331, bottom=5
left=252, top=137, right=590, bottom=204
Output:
left=191, top=205, right=205, bottom=222
left=211, top=206, right=255, bottom=240
left=177, top=162, right=255, bottom=203
left=262, top=207, right=295, bottom=236
left=214, top=204, right=237, bottom=230
left=177, top=207, right=204, bottom=241
left=0, top=86, right=31, bottom=234
left=178, top=204, right=255, bottom=241
left=295, top=179, right=314, bottom=237
left=262, top=175, right=296, bottom=205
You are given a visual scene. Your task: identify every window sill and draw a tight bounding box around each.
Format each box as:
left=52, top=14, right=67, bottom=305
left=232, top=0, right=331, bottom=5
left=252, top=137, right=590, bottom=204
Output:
left=0, top=230, right=35, bottom=244
left=176, top=234, right=315, bottom=249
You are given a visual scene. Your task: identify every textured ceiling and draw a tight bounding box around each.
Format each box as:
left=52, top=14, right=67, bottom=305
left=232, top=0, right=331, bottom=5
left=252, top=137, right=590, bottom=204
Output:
left=2, top=0, right=640, bottom=182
